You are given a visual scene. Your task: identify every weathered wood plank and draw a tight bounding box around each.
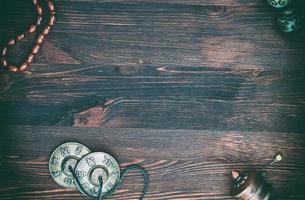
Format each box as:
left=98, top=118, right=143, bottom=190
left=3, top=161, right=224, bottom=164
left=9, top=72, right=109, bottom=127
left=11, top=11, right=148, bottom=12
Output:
left=0, top=0, right=305, bottom=132
left=0, top=126, right=304, bottom=199
left=59, top=0, right=261, bottom=6
left=1, top=66, right=305, bottom=132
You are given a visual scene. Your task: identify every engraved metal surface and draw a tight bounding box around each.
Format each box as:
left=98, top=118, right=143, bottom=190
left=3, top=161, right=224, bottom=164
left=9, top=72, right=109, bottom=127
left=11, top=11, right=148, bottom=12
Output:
left=278, top=8, right=300, bottom=33
left=74, top=152, right=120, bottom=197
left=231, top=169, right=271, bottom=200
left=49, top=142, right=91, bottom=188
left=267, top=0, right=290, bottom=8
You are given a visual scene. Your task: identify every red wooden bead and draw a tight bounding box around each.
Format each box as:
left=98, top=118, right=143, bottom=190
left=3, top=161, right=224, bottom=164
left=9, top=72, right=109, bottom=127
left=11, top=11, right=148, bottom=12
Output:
left=16, top=34, right=25, bottom=41
left=8, top=65, right=18, bottom=72
left=27, top=54, right=35, bottom=64
left=36, top=5, right=43, bottom=15
left=8, top=39, right=15, bottom=46
left=36, top=34, right=45, bottom=45
left=2, top=0, right=56, bottom=73
left=2, top=47, right=7, bottom=56
left=29, top=25, right=37, bottom=33
left=19, top=62, right=29, bottom=71
left=42, top=25, right=51, bottom=35
left=48, top=1, right=55, bottom=12
left=31, top=44, right=41, bottom=55
left=49, top=15, right=56, bottom=26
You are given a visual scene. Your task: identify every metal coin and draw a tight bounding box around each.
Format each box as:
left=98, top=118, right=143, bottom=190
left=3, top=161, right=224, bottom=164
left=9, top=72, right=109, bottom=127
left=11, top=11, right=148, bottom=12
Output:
left=74, top=152, right=120, bottom=197
left=49, top=142, right=91, bottom=188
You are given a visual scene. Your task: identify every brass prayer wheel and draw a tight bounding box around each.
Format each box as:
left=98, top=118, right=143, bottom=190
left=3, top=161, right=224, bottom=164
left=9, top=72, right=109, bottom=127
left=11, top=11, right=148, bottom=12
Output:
left=230, top=169, right=272, bottom=200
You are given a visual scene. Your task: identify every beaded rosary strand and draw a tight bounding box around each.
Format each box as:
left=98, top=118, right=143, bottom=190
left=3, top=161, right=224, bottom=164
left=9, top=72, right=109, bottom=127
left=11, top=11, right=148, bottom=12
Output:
left=1, top=0, right=56, bottom=72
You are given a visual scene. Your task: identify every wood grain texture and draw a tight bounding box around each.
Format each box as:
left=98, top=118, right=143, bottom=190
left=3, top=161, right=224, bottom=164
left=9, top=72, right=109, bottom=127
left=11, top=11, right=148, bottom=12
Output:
left=1, top=1, right=305, bottom=199
left=0, top=126, right=305, bottom=199
left=0, top=0, right=305, bottom=132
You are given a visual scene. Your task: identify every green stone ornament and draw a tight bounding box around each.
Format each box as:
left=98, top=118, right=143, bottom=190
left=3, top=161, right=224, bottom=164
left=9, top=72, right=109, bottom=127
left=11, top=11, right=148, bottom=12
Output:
left=278, top=8, right=300, bottom=33
left=268, top=0, right=291, bottom=9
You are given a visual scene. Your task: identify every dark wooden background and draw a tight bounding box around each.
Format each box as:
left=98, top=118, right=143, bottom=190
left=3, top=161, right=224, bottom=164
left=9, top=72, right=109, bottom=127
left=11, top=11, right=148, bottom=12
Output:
left=0, top=0, right=305, bottom=199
